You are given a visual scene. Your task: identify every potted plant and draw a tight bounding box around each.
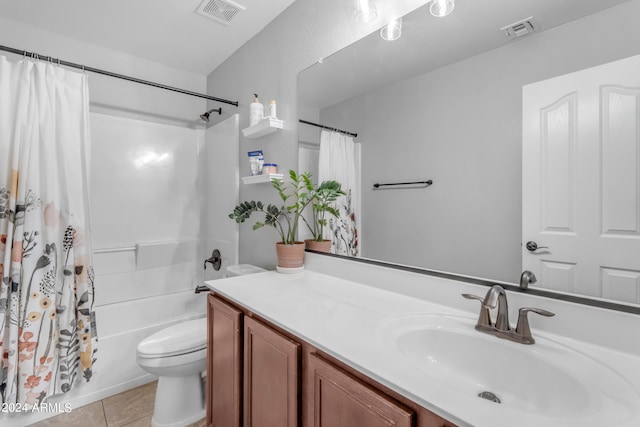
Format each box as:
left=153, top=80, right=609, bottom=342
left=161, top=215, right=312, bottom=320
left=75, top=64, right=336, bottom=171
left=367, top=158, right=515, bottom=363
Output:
left=302, top=180, right=344, bottom=253
left=229, top=170, right=313, bottom=270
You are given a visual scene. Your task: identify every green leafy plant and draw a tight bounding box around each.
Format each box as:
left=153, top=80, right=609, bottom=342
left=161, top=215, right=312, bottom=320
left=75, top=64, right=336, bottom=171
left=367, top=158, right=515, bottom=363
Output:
left=302, top=180, right=344, bottom=242
left=229, top=170, right=314, bottom=245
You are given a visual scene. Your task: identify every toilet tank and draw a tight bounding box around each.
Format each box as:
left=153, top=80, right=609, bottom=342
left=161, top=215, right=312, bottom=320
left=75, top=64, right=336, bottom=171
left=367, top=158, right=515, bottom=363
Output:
left=225, top=264, right=267, bottom=277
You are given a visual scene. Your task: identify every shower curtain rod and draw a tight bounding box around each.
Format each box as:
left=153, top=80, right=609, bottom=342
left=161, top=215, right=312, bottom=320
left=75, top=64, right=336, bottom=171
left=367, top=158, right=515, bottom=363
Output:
left=299, top=119, right=358, bottom=138
left=0, top=45, right=239, bottom=106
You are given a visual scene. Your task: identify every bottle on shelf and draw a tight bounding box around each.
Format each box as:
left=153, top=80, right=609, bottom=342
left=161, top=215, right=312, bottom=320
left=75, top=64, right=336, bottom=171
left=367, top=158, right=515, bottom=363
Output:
left=249, top=93, right=264, bottom=126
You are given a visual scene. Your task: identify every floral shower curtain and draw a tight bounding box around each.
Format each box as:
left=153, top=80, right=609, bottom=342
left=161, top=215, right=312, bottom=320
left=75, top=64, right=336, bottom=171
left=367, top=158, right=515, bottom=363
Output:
left=0, top=56, right=97, bottom=406
left=318, top=130, right=359, bottom=256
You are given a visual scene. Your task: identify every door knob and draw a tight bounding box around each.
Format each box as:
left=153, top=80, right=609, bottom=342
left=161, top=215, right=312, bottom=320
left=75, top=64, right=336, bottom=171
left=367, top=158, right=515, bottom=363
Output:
left=204, top=249, right=222, bottom=271
left=525, top=241, right=549, bottom=252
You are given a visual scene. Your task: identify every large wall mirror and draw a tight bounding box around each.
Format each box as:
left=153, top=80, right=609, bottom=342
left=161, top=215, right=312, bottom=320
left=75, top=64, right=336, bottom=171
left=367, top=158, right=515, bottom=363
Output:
left=297, top=0, right=640, bottom=311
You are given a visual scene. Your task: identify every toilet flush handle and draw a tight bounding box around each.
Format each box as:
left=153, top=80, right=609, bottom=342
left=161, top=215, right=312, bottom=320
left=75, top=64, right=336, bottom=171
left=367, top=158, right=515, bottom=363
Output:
left=204, top=249, right=222, bottom=271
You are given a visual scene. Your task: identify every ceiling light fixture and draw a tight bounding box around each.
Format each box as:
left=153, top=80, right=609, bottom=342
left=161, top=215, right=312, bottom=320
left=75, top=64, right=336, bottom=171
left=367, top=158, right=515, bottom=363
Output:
left=380, top=17, right=402, bottom=41
left=355, top=0, right=378, bottom=23
left=430, top=0, right=455, bottom=17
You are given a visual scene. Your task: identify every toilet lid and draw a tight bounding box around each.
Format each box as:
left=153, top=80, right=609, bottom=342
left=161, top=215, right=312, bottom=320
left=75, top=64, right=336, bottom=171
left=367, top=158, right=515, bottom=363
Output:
left=137, top=317, right=207, bottom=358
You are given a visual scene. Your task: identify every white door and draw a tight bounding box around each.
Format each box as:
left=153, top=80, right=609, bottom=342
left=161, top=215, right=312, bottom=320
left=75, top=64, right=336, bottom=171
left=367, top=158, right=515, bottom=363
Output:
left=203, top=113, right=240, bottom=281
left=523, top=55, right=640, bottom=303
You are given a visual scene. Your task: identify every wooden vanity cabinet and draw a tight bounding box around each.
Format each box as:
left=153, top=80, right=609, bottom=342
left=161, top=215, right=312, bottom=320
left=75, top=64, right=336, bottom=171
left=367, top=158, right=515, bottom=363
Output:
left=207, top=294, right=300, bottom=427
left=306, top=353, right=414, bottom=427
left=207, top=294, right=243, bottom=427
left=207, top=292, right=457, bottom=427
left=243, top=316, right=300, bottom=427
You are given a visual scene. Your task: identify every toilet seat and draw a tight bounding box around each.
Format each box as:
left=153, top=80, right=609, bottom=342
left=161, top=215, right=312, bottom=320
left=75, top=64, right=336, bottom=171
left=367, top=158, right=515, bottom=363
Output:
left=137, top=347, right=206, bottom=372
left=137, top=317, right=207, bottom=359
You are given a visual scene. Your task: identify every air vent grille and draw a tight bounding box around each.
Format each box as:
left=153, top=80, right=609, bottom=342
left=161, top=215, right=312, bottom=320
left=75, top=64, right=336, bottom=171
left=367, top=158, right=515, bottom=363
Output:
left=196, top=0, right=245, bottom=25
left=500, top=17, right=538, bottom=38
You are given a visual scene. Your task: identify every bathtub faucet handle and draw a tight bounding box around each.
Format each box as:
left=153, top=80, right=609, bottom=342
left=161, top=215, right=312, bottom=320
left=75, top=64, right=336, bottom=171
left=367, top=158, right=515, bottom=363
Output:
left=204, top=249, right=222, bottom=271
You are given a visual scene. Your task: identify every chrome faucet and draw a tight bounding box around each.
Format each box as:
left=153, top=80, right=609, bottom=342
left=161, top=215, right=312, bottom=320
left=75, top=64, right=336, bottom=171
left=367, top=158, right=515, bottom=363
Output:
left=519, top=270, right=537, bottom=289
left=463, top=284, right=555, bottom=345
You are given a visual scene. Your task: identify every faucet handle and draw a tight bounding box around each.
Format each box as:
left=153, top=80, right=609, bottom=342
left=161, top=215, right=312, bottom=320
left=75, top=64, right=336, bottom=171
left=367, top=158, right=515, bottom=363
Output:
left=515, top=307, right=555, bottom=344
left=462, top=294, right=492, bottom=327
left=462, top=293, right=483, bottom=301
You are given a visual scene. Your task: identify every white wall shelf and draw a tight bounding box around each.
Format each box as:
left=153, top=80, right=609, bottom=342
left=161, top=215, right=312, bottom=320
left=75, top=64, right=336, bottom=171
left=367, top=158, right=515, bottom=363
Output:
left=242, top=173, right=283, bottom=185
left=242, top=117, right=284, bottom=139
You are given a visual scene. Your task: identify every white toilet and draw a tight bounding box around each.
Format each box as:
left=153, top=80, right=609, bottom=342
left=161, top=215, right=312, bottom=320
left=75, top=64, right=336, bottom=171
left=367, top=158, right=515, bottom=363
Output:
left=225, top=263, right=266, bottom=277
left=137, top=317, right=207, bottom=427
left=136, top=264, right=265, bottom=427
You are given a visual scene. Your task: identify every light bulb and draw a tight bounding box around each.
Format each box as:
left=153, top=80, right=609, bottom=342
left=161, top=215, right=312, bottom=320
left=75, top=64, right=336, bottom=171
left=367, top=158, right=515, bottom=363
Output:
left=380, top=18, right=402, bottom=41
left=355, top=0, right=378, bottom=23
left=430, top=0, right=455, bottom=18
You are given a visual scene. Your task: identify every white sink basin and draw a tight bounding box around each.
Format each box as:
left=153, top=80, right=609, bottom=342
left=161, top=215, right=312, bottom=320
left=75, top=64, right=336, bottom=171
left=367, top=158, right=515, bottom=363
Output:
left=377, top=314, right=640, bottom=423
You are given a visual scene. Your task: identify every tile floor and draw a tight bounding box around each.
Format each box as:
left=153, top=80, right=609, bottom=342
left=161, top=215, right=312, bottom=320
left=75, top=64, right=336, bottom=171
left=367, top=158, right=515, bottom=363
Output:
left=28, top=381, right=206, bottom=427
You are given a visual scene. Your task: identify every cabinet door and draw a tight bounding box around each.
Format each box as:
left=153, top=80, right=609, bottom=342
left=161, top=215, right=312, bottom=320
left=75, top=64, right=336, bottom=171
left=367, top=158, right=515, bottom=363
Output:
left=244, top=316, right=300, bottom=427
left=207, top=294, right=243, bottom=427
left=307, top=353, right=414, bottom=427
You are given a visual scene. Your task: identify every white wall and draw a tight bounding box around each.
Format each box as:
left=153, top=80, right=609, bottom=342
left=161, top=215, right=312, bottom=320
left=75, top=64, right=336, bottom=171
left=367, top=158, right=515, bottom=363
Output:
left=319, top=0, right=640, bottom=283
left=0, top=16, right=206, bottom=126
left=206, top=0, right=431, bottom=268
left=0, top=17, right=210, bottom=426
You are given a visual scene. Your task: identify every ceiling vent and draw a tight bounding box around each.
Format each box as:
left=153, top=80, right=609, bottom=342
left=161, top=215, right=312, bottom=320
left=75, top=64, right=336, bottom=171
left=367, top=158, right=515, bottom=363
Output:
left=196, top=0, right=245, bottom=25
left=500, top=17, right=538, bottom=38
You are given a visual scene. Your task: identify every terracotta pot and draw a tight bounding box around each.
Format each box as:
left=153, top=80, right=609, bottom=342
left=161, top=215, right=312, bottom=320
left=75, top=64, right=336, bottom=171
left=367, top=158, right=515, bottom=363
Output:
left=275, top=241, right=306, bottom=268
left=304, top=239, right=331, bottom=253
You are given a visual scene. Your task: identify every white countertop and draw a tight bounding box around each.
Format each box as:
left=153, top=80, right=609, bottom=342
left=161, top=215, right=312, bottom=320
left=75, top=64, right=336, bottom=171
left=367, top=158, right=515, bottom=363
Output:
left=206, top=267, right=640, bottom=427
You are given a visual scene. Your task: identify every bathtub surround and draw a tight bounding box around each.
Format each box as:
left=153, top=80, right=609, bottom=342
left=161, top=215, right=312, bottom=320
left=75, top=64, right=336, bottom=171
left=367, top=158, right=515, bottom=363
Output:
left=0, top=56, right=98, bottom=405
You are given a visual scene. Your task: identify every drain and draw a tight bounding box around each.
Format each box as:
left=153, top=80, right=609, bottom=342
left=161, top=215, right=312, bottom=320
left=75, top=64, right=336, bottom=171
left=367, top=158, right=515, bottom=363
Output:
left=477, top=391, right=501, bottom=403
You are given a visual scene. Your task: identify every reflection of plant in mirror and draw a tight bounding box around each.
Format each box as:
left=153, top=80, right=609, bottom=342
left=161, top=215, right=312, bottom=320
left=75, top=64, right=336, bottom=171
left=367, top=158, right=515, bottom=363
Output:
left=302, top=180, right=344, bottom=242
left=229, top=170, right=314, bottom=245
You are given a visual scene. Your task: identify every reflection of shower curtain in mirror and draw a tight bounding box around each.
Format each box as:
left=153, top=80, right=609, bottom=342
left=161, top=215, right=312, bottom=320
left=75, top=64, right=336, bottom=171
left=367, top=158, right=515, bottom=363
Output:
left=319, top=130, right=359, bottom=256
left=0, top=56, right=98, bottom=406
